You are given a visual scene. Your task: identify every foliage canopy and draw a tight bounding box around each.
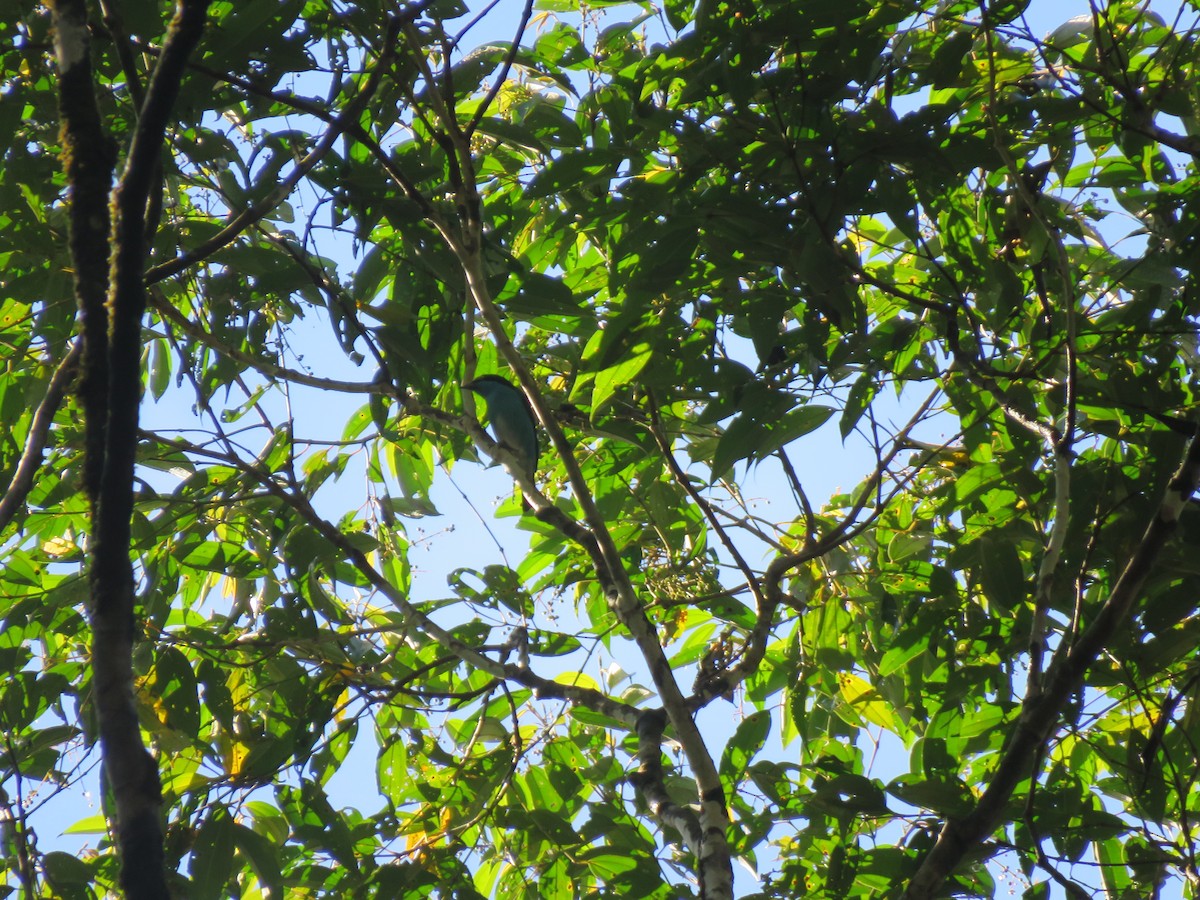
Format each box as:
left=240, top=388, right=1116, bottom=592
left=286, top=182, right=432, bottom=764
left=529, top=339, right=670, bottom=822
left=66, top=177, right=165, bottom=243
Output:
left=3, top=0, right=1200, bottom=897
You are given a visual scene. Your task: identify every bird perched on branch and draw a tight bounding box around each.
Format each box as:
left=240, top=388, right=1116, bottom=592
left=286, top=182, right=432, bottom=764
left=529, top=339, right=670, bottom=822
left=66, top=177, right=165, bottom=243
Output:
left=463, top=375, right=539, bottom=488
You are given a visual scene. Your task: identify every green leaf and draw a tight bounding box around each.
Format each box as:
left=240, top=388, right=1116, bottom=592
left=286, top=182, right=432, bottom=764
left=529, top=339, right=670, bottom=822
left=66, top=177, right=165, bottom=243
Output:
left=978, top=537, right=1027, bottom=613
left=525, top=807, right=581, bottom=846
left=592, top=343, right=652, bottom=413
left=754, top=405, right=835, bottom=460
left=720, top=711, right=770, bottom=784
left=879, top=634, right=929, bottom=677
left=180, top=541, right=259, bottom=576
left=190, top=809, right=236, bottom=900
left=840, top=375, right=876, bottom=439
left=580, top=847, right=638, bottom=880
left=524, top=148, right=625, bottom=198
left=42, top=851, right=93, bottom=884
left=887, top=775, right=975, bottom=818
left=377, top=735, right=410, bottom=805
left=149, top=645, right=201, bottom=737
left=231, top=823, right=285, bottom=894
left=352, top=242, right=392, bottom=304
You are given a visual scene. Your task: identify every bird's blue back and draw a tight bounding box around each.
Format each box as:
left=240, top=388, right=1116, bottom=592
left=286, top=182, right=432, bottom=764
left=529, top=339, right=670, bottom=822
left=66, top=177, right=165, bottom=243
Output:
left=465, top=376, right=538, bottom=482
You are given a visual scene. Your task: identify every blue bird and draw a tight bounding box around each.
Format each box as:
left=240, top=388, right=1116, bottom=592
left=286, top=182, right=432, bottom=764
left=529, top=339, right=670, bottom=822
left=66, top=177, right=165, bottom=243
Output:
left=463, top=375, right=539, bottom=488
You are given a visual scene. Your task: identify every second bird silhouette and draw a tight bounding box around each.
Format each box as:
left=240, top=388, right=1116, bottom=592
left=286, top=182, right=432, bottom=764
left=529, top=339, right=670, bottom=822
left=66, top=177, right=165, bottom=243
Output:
left=463, top=375, right=539, bottom=492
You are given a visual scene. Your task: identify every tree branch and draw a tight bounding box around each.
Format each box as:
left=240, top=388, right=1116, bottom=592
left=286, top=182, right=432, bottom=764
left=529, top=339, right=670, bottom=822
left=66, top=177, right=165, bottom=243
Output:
left=144, top=1, right=435, bottom=286
left=388, top=47, right=737, bottom=891
left=148, top=433, right=642, bottom=729
left=646, top=392, right=766, bottom=613
left=51, top=0, right=216, bottom=895
left=903, top=428, right=1200, bottom=898
left=689, top=391, right=942, bottom=710
left=460, top=255, right=734, bottom=899
left=51, top=0, right=115, bottom=504
left=629, top=709, right=703, bottom=855
left=147, top=288, right=383, bottom=395
left=463, top=0, right=534, bottom=139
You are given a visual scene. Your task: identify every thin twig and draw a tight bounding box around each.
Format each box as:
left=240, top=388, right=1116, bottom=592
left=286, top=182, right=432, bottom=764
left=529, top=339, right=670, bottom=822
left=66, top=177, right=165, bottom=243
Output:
left=0, top=342, right=81, bottom=532
left=464, top=0, right=534, bottom=138
left=646, top=393, right=766, bottom=613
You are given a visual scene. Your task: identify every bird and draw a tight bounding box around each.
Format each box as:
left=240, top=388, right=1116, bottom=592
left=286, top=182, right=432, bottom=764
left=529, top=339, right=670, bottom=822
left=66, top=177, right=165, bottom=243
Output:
left=463, top=375, right=539, bottom=488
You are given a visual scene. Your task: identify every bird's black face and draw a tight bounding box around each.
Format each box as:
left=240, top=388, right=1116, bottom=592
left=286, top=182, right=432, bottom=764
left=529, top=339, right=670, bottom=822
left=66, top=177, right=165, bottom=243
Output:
left=463, top=374, right=514, bottom=394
